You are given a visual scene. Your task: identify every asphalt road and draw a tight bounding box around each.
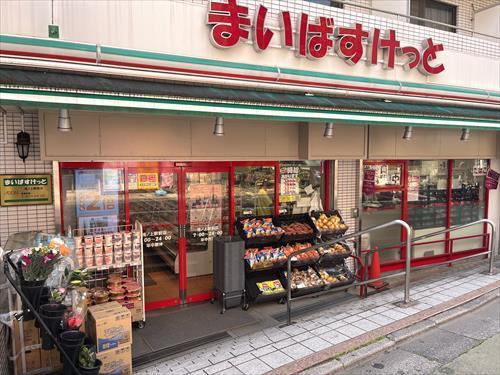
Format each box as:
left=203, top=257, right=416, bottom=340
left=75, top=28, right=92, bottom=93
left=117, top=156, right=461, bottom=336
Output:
left=340, top=297, right=500, bottom=375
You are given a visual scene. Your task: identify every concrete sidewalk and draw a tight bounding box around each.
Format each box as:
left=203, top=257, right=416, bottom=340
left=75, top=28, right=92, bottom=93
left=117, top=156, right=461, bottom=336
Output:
left=335, top=297, right=500, bottom=375
left=135, top=262, right=500, bottom=375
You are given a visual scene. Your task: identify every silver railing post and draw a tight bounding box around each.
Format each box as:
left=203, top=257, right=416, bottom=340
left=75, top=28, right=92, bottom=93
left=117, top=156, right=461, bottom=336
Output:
left=485, top=219, right=496, bottom=274
left=286, top=255, right=292, bottom=326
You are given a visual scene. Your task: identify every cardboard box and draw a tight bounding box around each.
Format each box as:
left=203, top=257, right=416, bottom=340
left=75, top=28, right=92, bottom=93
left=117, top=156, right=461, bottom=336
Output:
left=14, top=348, right=41, bottom=375
left=96, top=344, right=132, bottom=375
left=87, top=303, right=132, bottom=352
left=12, top=319, right=39, bottom=352
left=122, top=300, right=144, bottom=322
left=40, top=348, right=62, bottom=371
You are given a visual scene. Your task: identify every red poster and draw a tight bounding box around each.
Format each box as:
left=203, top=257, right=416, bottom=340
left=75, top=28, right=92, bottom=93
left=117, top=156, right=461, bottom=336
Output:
left=363, top=169, right=376, bottom=195
left=485, top=168, right=499, bottom=190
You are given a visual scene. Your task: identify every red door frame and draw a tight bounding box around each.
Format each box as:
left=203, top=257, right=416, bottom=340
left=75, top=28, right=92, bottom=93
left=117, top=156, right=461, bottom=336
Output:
left=60, top=160, right=328, bottom=310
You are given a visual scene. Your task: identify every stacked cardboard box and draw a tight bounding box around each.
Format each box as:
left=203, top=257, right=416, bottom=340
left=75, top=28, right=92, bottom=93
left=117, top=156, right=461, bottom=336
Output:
left=87, top=302, right=133, bottom=375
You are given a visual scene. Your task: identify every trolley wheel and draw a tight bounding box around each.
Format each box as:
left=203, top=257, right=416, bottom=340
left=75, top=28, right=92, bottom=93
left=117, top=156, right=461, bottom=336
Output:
left=137, top=321, right=146, bottom=329
left=278, top=297, right=286, bottom=305
left=242, top=302, right=250, bottom=311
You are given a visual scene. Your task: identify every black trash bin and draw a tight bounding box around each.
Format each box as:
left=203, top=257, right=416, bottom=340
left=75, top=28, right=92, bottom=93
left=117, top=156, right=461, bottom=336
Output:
left=213, top=236, right=245, bottom=313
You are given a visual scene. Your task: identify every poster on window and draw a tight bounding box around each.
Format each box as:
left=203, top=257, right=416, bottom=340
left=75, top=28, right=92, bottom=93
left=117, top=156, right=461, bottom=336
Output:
left=137, top=173, right=159, bottom=190
left=362, top=169, right=376, bottom=195
left=76, top=170, right=119, bottom=217
left=102, top=169, right=121, bottom=191
left=279, top=166, right=299, bottom=202
left=78, top=215, right=118, bottom=234
left=485, top=168, right=499, bottom=190
left=408, top=176, right=420, bottom=201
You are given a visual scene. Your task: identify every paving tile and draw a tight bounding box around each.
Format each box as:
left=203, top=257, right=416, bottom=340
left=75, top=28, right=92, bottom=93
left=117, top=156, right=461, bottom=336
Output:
left=204, top=361, right=233, bottom=375
left=229, top=352, right=255, bottom=366
left=236, top=358, right=272, bottom=375
left=366, top=313, right=395, bottom=326
left=291, top=331, right=314, bottom=342
left=260, top=350, right=294, bottom=368
left=208, top=351, right=234, bottom=365
left=358, top=310, right=376, bottom=318
left=272, top=338, right=296, bottom=350
left=344, top=315, right=363, bottom=323
left=327, top=320, right=348, bottom=330
left=310, top=325, right=330, bottom=336
left=352, top=318, right=381, bottom=331
left=190, top=370, right=208, bottom=375
left=320, top=330, right=350, bottom=345
left=301, top=336, right=331, bottom=352
left=249, top=336, right=272, bottom=349
left=381, top=309, right=409, bottom=320
left=186, top=360, right=212, bottom=373
left=280, top=342, right=314, bottom=360
left=214, top=367, right=243, bottom=375
left=336, top=324, right=366, bottom=338
left=230, top=343, right=254, bottom=356
left=251, top=344, right=275, bottom=358
left=279, top=324, right=306, bottom=336
left=371, top=305, right=391, bottom=313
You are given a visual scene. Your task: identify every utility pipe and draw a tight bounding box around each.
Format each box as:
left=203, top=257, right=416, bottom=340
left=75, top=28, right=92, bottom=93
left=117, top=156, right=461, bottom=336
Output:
left=0, top=106, right=7, bottom=145
left=1, top=57, right=499, bottom=110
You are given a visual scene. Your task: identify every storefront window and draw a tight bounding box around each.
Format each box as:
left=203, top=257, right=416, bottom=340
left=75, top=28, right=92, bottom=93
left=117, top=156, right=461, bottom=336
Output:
left=61, top=168, right=126, bottom=233
left=279, top=161, right=322, bottom=215
left=407, top=160, right=448, bottom=258
left=234, top=166, right=275, bottom=218
left=451, top=159, right=488, bottom=252
left=128, top=169, right=180, bottom=304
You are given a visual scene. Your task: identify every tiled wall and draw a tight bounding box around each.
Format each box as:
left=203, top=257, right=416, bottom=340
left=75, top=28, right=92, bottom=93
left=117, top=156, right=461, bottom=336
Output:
left=440, top=0, right=498, bottom=32
left=0, top=111, right=56, bottom=248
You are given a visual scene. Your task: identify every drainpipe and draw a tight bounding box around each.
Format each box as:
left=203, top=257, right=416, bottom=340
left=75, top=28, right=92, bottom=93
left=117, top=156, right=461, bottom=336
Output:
left=0, top=107, right=7, bottom=145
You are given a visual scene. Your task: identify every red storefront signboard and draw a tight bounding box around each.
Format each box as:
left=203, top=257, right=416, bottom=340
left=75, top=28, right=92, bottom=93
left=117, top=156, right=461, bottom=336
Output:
left=485, top=168, right=499, bottom=190
left=206, top=0, right=445, bottom=75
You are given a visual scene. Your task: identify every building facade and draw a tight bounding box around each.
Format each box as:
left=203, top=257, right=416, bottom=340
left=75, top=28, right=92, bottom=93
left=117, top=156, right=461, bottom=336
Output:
left=0, top=0, right=499, bottom=310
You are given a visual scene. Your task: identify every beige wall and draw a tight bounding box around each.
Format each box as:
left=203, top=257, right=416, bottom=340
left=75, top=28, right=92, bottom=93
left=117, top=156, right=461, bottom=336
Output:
left=368, top=126, right=499, bottom=159
left=40, top=110, right=301, bottom=161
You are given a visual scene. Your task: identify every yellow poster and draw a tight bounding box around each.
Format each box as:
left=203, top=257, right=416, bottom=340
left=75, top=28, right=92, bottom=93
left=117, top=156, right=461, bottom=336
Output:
left=0, top=174, right=53, bottom=206
left=137, top=173, right=159, bottom=190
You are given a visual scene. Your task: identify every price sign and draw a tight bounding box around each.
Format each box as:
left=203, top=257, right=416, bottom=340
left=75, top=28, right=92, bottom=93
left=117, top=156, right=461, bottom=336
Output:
left=485, top=168, right=499, bottom=190
left=143, top=229, right=173, bottom=248
left=363, top=169, right=376, bottom=195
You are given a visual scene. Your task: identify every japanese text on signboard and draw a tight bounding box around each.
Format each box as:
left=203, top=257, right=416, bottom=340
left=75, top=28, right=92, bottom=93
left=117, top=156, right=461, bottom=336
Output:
left=0, top=174, right=53, bottom=206
left=143, top=229, right=173, bottom=248
left=207, top=0, right=444, bottom=75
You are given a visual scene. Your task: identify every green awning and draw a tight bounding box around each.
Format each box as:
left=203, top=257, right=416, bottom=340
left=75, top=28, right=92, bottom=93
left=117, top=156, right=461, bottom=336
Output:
left=1, top=67, right=499, bottom=129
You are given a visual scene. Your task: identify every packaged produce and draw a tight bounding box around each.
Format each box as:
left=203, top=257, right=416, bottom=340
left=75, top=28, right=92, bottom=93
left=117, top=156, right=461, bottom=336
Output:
left=244, top=247, right=286, bottom=269
left=287, top=268, right=324, bottom=289
left=256, top=280, right=285, bottom=295
left=240, top=217, right=284, bottom=238
left=280, top=222, right=313, bottom=235
left=318, top=243, right=350, bottom=256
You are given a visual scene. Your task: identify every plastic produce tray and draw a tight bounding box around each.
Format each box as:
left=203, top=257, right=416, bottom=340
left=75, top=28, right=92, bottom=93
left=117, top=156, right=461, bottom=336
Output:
left=236, top=215, right=283, bottom=248
left=311, top=210, right=349, bottom=238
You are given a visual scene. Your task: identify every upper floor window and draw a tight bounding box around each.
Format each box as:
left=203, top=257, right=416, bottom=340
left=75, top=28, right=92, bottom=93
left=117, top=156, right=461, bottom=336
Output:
left=306, top=0, right=344, bottom=9
left=411, top=0, right=457, bottom=33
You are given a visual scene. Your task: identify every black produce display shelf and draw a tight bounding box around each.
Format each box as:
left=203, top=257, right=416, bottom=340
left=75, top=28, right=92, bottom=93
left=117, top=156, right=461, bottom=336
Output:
left=245, top=269, right=286, bottom=303
left=236, top=215, right=283, bottom=248
left=244, top=260, right=287, bottom=273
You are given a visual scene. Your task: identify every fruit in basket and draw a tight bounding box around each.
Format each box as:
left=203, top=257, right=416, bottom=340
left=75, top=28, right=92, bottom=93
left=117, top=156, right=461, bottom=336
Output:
left=319, top=243, right=349, bottom=256
left=288, top=268, right=324, bottom=289
left=312, top=213, right=348, bottom=232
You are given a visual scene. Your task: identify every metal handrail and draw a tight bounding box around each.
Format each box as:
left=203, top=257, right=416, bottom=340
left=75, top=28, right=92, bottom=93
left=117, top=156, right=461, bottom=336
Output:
left=285, top=219, right=412, bottom=325
left=335, top=0, right=499, bottom=40
left=374, top=219, right=497, bottom=273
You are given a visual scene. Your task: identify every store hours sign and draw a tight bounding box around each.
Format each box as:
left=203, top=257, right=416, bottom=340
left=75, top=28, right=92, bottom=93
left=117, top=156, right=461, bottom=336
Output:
left=207, top=0, right=445, bottom=75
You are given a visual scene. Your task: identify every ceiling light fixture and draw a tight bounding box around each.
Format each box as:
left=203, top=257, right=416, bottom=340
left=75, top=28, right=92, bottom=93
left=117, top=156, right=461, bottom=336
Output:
left=57, top=109, right=72, bottom=132
left=402, top=126, right=413, bottom=140
left=460, top=128, right=470, bottom=141
left=324, top=122, right=334, bottom=138
left=213, top=116, right=224, bottom=136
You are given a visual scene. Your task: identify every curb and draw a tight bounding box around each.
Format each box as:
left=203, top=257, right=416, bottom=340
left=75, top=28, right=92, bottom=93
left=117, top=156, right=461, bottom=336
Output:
left=268, top=280, right=500, bottom=375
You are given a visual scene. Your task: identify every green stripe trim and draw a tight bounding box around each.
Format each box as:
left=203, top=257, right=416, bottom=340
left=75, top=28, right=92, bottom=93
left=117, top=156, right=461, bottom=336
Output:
left=4, top=198, right=50, bottom=203
left=0, top=34, right=96, bottom=53
left=2, top=34, right=499, bottom=98
left=2, top=87, right=499, bottom=129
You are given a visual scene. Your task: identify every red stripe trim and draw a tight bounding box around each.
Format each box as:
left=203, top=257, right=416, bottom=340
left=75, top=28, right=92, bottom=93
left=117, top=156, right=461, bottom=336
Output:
left=2, top=49, right=499, bottom=105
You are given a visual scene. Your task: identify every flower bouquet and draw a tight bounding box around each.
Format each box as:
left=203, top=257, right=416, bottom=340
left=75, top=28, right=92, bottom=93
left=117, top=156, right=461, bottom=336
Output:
left=19, top=245, right=63, bottom=320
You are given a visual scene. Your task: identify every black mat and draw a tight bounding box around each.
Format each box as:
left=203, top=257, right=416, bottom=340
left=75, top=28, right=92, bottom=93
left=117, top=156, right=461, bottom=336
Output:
left=132, top=302, right=257, bottom=367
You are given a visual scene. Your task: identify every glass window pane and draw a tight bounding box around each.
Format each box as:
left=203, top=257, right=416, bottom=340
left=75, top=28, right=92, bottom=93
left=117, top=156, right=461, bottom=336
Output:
left=61, top=168, right=125, bottom=233
left=451, top=159, right=487, bottom=252
left=361, top=190, right=402, bottom=263
left=279, top=161, right=322, bottom=215
left=407, top=160, right=448, bottom=258
left=366, top=163, right=402, bottom=188
left=234, top=166, right=275, bottom=218
left=128, top=169, right=180, bottom=303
